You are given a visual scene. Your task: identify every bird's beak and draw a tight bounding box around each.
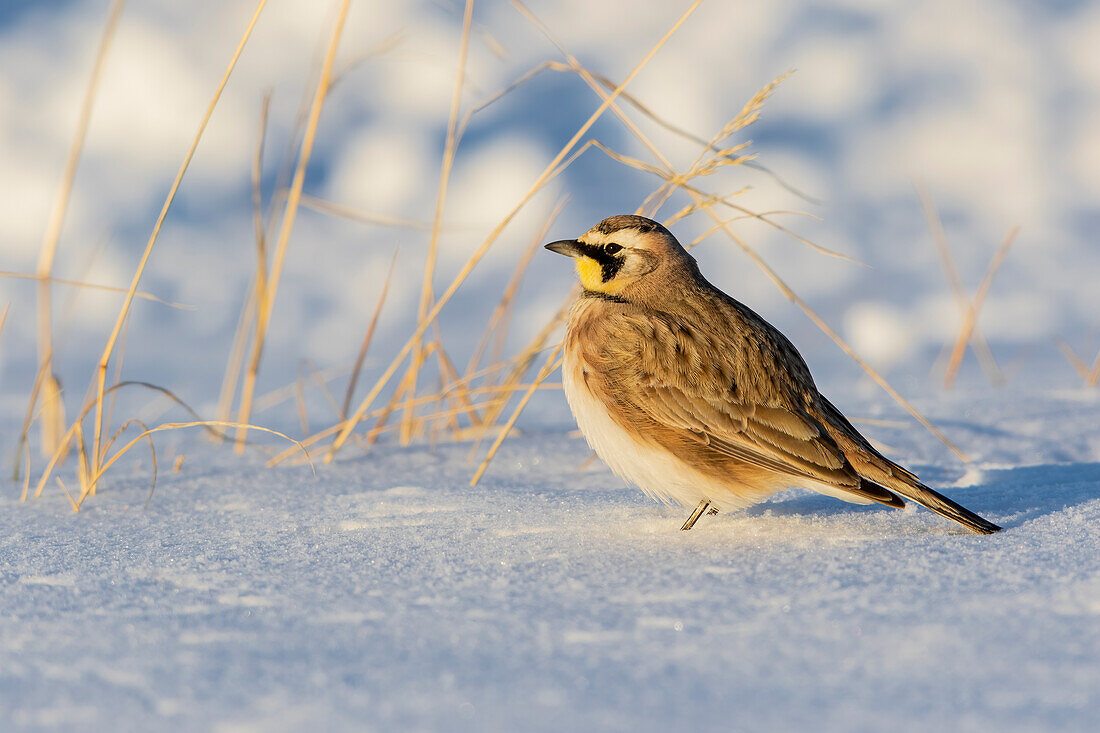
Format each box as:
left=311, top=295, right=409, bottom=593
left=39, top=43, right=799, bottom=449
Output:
left=544, top=239, right=583, bottom=258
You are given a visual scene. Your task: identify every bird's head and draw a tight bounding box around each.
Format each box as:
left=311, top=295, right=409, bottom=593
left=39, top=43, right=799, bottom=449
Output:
left=544, top=215, right=693, bottom=297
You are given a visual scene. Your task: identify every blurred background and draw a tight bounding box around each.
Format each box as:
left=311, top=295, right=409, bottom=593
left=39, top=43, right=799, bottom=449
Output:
left=1, top=0, right=1098, bottom=440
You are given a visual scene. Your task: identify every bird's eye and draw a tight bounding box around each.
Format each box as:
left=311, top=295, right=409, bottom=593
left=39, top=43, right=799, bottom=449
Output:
left=604, top=243, right=622, bottom=254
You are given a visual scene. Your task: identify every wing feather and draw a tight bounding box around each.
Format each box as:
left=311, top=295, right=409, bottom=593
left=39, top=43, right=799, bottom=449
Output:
left=590, top=310, right=859, bottom=489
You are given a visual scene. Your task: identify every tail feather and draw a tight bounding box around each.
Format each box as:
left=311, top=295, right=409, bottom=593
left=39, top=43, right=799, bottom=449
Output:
left=814, top=397, right=1001, bottom=534
left=872, top=478, right=1001, bottom=534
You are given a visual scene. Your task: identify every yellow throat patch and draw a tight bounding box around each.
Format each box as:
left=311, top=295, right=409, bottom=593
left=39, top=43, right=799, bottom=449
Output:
left=575, top=256, right=623, bottom=294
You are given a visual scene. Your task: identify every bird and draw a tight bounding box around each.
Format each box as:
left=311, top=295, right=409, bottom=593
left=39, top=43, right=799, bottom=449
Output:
left=545, top=214, right=1001, bottom=534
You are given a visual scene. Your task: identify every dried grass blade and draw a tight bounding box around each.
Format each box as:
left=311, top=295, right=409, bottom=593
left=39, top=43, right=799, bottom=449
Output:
left=1, top=272, right=188, bottom=308
left=16, top=355, right=52, bottom=488
left=1088, top=351, right=1100, bottom=388
left=300, top=195, right=433, bottom=230
left=34, top=0, right=127, bottom=460
left=303, top=358, right=342, bottom=418
left=943, top=226, right=1019, bottom=389
left=553, top=62, right=821, bottom=204
left=214, top=91, right=273, bottom=435
left=404, top=0, right=476, bottom=445
left=295, top=362, right=310, bottom=436
left=215, top=280, right=257, bottom=437
left=918, top=185, right=1003, bottom=388
left=470, top=344, right=564, bottom=486
left=235, top=0, right=350, bottom=451
left=456, top=61, right=556, bottom=140
left=85, top=0, right=270, bottom=477
left=1056, top=339, right=1091, bottom=381
left=56, top=477, right=80, bottom=513
left=82, top=420, right=313, bottom=504
left=465, top=199, right=566, bottom=380
left=342, top=249, right=398, bottom=418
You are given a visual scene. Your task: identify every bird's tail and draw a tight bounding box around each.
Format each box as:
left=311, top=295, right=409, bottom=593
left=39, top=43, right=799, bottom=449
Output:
left=868, top=478, right=1001, bottom=534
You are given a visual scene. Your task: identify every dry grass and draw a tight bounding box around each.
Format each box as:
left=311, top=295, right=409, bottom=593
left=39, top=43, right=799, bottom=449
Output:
left=917, top=186, right=1018, bottom=389
left=321, top=0, right=705, bottom=464
left=27, top=0, right=271, bottom=507
left=401, top=0, right=476, bottom=446
left=942, top=225, right=1019, bottom=388
left=233, top=0, right=352, bottom=452
left=1057, top=339, right=1100, bottom=387
left=29, top=0, right=127, bottom=462
left=11, top=0, right=1072, bottom=510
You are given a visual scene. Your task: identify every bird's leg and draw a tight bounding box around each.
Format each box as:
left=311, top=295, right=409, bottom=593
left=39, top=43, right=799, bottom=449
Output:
left=681, top=500, right=711, bottom=531
left=707, top=507, right=719, bottom=515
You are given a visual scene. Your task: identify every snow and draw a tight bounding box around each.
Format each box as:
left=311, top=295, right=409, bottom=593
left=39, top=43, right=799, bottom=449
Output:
left=3, top=389, right=1098, bottom=731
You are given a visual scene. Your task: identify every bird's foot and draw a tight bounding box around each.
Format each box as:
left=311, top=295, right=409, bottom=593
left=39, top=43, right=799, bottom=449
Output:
left=681, top=500, right=712, bottom=531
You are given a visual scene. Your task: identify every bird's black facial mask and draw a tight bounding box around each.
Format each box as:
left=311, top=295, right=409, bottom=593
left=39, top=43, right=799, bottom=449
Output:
left=545, top=238, right=657, bottom=294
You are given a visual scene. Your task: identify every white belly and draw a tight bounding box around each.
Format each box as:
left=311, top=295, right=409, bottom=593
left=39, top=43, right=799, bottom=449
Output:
left=562, top=349, right=744, bottom=509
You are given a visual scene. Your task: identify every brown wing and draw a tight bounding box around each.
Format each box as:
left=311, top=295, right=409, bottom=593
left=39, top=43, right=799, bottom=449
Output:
left=581, top=307, right=899, bottom=505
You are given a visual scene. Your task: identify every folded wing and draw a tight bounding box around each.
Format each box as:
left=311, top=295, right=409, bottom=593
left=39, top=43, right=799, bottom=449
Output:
left=586, top=310, right=904, bottom=508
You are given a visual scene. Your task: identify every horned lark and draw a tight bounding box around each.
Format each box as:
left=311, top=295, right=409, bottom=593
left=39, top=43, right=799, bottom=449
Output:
left=546, top=214, right=1000, bottom=534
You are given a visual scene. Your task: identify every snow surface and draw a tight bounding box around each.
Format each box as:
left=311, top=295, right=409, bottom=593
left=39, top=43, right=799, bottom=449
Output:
left=3, top=389, right=1098, bottom=731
